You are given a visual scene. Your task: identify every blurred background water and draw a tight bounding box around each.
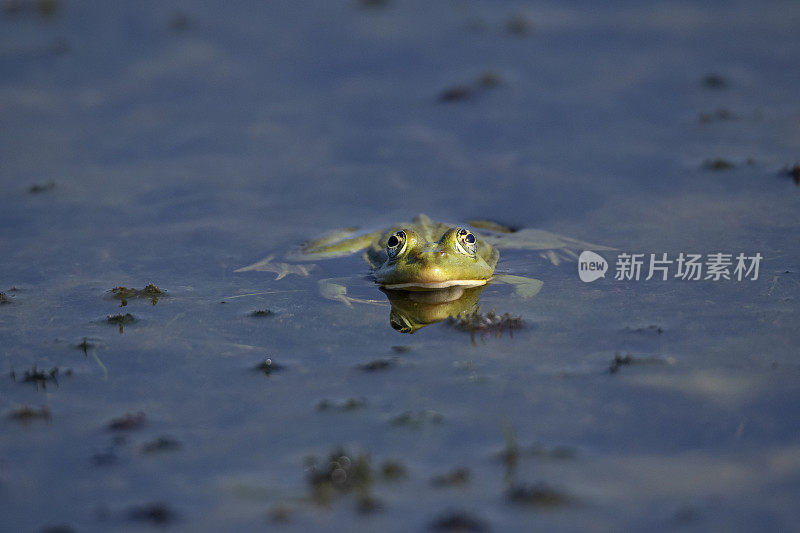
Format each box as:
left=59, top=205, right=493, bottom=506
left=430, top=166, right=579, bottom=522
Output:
left=1, top=1, right=799, bottom=531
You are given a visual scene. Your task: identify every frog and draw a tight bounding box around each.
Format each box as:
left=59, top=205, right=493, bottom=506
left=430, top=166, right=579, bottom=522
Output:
left=235, top=214, right=612, bottom=307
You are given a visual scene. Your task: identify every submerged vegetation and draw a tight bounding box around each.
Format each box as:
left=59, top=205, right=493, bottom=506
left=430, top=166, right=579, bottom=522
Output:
left=106, top=313, right=136, bottom=333
left=783, top=163, right=800, bottom=185
left=305, top=448, right=380, bottom=512
left=141, top=436, right=181, bottom=454
left=127, top=502, right=176, bottom=525
left=390, top=410, right=444, bottom=428
left=28, top=180, right=56, bottom=193
left=439, top=71, right=503, bottom=103
left=430, top=511, right=488, bottom=531
left=358, top=358, right=396, bottom=372
left=11, top=365, right=69, bottom=390
left=107, top=412, right=146, bottom=432
left=8, top=405, right=51, bottom=422
left=317, top=397, right=367, bottom=412
left=703, top=158, right=736, bottom=171
left=431, top=467, right=470, bottom=488
left=446, top=308, right=524, bottom=342
left=506, top=482, right=572, bottom=508
left=608, top=352, right=672, bottom=374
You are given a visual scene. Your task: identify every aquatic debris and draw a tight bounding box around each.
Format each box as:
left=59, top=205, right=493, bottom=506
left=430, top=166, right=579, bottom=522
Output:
left=608, top=352, right=671, bottom=374
left=92, top=450, right=117, bottom=466
left=356, top=494, right=382, bottom=514
left=439, top=72, right=503, bottom=103
left=305, top=448, right=380, bottom=512
left=782, top=163, right=800, bottom=185
left=357, top=0, right=389, bottom=8
left=142, top=436, right=181, bottom=454
left=38, top=523, right=74, bottom=533
left=2, top=0, right=59, bottom=19
left=446, top=308, right=524, bottom=341
left=75, top=337, right=96, bottom=355
left=477, top=71, right=501, bottom=88
left=702, top=73, right=728, bottom=89
left=106, top=313, right=135, bottom=333
left=380, top=460, right=407, bottom=481
left=506, top=482, right=571, bottom=507
left=107, top=412, right=146, bottom=432
left=698, top=108, right=737, bottom=124
left=529, top=442, right=576, bottom=459
left=505, top=14, right=532, bottom=35
left=317, top=397, right=367, bottom=412
left=431, top=467, right=470, bottom=487
left=128, top=502, right=176, bottom=525
left=0, top=292, right=10, bottom=304
left=254, top=358, right=283, bottom=375
left=358, top=358, right=396, bottom=372
left=249, top=309, right=274, bottom=318
left=109, top=283, right=165, bottom=306
left=703, top=158, right=735, bottom=171
left=430, top=511, right=488, bottom=532
left=269, top=504, right=291, bottom=523
left=624, top=324, right=664, bottom=334
left=28, top=180, right=55, bottom=193
left=498, top=422, right=519, bottom=483
left=439, top=85, right=473, bottom=102
left=8, top=405, right=50, bottom=422
left=609, top=353, right=634, bottom=373
left=673, top=505, right=702, bottom=524
left=167, top=10, right=190, bottom=31
left=390, top=410, right=444, bottom=429
left=13, top=365, right=68, bottom=389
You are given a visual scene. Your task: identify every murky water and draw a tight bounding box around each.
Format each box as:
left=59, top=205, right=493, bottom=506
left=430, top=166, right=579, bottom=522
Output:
left=2, top=1, right=799, bottom=531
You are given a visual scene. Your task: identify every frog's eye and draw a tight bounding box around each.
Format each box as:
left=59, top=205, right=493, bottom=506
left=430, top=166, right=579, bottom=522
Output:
left=455, top=228, right=477, bottom=255
left=386, top=230, right=407, bottom=258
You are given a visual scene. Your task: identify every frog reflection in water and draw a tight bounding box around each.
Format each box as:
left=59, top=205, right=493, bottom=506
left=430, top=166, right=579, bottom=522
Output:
left=236, top=214, right=611, bottom=332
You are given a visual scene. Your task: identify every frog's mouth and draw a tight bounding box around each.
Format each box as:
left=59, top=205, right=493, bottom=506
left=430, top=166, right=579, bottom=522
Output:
left=380, top=279, right=488, bottom=291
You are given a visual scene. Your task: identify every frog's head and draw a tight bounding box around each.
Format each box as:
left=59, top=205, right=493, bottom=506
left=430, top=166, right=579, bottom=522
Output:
left=374, top=227, right=494, bottom=290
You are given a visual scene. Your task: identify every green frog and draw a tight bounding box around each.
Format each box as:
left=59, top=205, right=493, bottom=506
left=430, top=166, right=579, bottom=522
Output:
left=236, top=214, right=611, bottom=307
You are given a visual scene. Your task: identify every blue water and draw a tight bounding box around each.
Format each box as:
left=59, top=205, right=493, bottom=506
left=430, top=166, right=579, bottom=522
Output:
left=1, top=1, right=799, bottom=531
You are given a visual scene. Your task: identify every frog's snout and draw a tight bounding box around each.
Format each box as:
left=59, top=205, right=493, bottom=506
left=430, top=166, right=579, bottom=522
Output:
left=411, top=250, right=448, bottom=265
